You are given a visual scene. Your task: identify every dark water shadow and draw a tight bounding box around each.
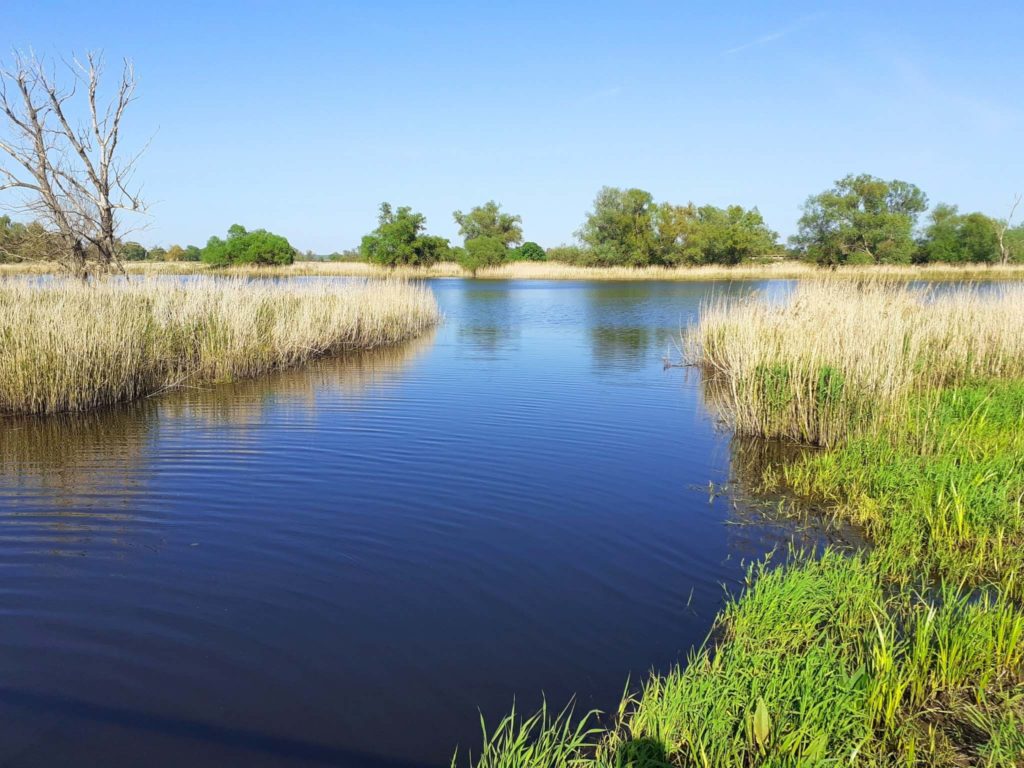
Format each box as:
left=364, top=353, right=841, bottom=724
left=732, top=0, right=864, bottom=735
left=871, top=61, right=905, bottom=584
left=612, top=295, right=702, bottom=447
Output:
left=609, top=737, right=673, bottom=767
left=0, top=687, right=434, bottom=768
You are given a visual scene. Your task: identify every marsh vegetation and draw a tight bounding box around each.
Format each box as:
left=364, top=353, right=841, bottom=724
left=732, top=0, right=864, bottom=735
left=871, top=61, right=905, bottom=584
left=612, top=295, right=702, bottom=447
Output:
left=460, top=280, right=1024, bottom=768
left=0, top=278, right=439, bottom=414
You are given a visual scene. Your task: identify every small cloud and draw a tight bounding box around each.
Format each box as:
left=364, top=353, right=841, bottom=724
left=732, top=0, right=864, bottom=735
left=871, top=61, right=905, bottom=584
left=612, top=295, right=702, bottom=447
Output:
left=722, top=13, right=823, bottom=56
left=724, top=31, right=786, bottom=56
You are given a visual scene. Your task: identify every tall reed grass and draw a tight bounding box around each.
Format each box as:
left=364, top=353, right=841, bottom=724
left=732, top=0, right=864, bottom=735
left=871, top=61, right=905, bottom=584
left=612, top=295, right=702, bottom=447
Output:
left=689, top=280, right=1024, bottom=445
left=0, top=277, right=439, bottom=414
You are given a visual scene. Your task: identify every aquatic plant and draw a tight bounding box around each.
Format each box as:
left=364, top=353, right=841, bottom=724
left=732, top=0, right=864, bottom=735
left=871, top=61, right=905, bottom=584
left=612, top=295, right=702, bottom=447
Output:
left=690, top=279, right=1024, bottom=445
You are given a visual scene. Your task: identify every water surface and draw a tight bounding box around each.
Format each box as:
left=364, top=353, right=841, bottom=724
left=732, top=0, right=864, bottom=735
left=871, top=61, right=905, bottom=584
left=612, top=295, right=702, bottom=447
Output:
left=1, top=278, right=808, bottom=767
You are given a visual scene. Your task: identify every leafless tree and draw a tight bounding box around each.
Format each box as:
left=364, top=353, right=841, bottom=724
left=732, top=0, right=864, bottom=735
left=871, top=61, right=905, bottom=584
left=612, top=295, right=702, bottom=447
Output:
left=996, top=193, right=1021, bottom=265
left=0, top=51, right=145, bottom=277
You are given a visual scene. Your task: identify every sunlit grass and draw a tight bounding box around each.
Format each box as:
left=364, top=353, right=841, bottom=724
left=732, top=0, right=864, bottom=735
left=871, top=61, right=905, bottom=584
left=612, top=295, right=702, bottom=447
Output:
left=0, top=277, right=439, bottom=414
left=689, top=279, right=1024, bottom=445
left=605, top=550, right=1024, bottom=767
left=452, top=701, right=600, bottom=768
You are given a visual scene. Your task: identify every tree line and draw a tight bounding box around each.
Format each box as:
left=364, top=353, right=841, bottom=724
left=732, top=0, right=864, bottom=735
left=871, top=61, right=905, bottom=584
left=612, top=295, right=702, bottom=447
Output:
left=2, top=53, right=1021, bottom=274
left=352, top=178, right=1023, bottom=270
left=0, top=220, right=298, bottom=267
left=4, top=181, right=1022, bottom=271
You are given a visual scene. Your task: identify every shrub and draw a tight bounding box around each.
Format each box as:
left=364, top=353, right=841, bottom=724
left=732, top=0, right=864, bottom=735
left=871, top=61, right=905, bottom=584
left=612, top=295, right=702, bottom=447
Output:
left=201, top=224, right=295, bottom=267
left=511, top=241, right=545, bottom=261
left=119, top=241, right=148, bottom=261
left=544, top=244, right=593, bottom=264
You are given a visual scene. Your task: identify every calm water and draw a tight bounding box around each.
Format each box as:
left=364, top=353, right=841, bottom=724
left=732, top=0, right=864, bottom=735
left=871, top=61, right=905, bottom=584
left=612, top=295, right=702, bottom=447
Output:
left=1, top=279, right=810, bottom=767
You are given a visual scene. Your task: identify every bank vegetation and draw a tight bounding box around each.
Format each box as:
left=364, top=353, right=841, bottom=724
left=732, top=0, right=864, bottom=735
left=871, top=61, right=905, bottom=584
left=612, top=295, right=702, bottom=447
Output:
left=0, top=278, right=439, bottom=414
left=458, top=280, right=1024, bottom=767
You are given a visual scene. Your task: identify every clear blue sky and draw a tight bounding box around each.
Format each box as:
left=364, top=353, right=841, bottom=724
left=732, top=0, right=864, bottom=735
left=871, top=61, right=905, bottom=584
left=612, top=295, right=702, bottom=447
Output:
left=6, top=1, right=1023, bottom=252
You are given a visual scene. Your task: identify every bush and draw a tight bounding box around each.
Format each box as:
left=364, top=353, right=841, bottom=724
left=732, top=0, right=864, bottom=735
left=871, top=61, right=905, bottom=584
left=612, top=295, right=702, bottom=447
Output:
left=545, top=244, right=593, bottom=264
left=511, top=241, right=545, bottom=261
left=201, top=224, right=295, bottom=267
left=119, top=241, right=148, bottom=261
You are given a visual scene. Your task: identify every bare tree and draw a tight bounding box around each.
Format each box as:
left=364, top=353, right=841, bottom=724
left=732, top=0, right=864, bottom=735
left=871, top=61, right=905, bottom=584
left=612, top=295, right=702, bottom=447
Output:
left=996, top=193, right=1021, bottom=265
left=0, top=51, right=145, bottom=277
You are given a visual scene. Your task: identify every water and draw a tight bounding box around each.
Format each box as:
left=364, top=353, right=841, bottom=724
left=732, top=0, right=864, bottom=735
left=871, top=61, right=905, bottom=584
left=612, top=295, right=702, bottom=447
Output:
left=0, top=279, right=811, bottom=767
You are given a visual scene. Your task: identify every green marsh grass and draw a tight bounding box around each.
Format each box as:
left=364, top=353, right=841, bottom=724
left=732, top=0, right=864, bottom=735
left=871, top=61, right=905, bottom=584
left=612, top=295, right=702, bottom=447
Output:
left=460, top=281, right=1024, bottom=767
left=0, top=277, right=439, bottom=414
left=690, top=280, right=1024, bottom=445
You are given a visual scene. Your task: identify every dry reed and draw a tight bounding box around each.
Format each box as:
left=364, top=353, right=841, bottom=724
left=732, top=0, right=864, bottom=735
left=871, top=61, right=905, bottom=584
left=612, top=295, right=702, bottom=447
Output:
left=688, top=279, right=1024, bottom=444
left=0, top=277, right=439, bottom=414
left=4, top=260, right=1024, bottom=282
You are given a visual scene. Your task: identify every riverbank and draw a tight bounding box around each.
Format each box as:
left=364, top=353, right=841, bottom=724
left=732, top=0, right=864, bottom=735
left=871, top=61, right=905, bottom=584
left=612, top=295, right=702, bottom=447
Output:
left=0, top=278, right=439, bottom=414
left=3, top=260, right=1024, bottom=282
left=462, top=281, right=1024, bottom=767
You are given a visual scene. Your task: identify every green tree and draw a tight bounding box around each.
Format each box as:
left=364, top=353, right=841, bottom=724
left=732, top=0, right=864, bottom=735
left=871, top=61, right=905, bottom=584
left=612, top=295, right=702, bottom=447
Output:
left=0, top=215, right=26, bottom=261
left=577, top=187, right=659, bottom=266
left=183, top=245, right=202, bottom=262
left=657, top=204, right=778, bottom=265
left=457, top=235, right=507, bottom=276
left=119, top=241, right=148, bottom=261
left=792, top=174, right=928, bottom=265
left=919, top=203, right=962, bottom=262
left=1006, top=225, right=1024, bottom=263
left=149, top=245, right=168, bottom=261
left=453, top=201, right=523, bottom=247
left=2, top=220, right=61, bottom=262
left=201, top=224, right=295, bottom=267
left=920, top=205, right=999, bottom=263
left=360, top=203, right=449, bottom=267
left=958, top=213, right=999, bottom=263
left=512, top=241, right=546, bottom=262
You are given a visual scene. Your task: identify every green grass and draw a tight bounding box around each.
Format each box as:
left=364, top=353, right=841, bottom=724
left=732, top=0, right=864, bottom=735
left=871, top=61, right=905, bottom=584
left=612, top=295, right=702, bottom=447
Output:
left=457, top=381, right=1024, bottom=767
left=786, top=382, right=1024, bottom=596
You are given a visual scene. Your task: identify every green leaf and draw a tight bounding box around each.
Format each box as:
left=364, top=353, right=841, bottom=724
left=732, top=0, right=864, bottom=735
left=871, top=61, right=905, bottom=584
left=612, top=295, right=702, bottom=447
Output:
left=753, top=697, right=771, bottom=749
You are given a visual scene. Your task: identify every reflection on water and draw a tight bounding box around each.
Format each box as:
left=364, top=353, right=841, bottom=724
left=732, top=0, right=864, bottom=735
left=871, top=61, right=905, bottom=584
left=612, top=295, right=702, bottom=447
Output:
left=0, top=278, right=843, bottom=768
left=0, top=333, right=436, bottom=558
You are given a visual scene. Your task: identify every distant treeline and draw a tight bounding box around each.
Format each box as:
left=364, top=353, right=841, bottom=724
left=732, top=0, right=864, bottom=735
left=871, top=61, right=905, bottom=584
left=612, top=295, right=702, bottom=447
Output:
left=354, top=175, right=1024, bottom=270
left=2, top=175, right=1021, bottom=268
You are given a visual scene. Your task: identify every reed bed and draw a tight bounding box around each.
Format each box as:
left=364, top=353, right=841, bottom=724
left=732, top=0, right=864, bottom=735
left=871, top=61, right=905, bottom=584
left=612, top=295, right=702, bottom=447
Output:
left=689, top=280, right=1024, bottom=445
left=4, top=260, right=1024, bottom=282
left=0, top=277, right=439, bottom=414
left=477, top=260, right=1024, bottom=282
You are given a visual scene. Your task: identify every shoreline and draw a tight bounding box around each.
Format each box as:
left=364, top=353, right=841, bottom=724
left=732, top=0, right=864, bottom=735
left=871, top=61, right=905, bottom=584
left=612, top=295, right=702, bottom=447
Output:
left=4, top=260, right=1024, bottom=282
left=459, top=280, right=1024, bottom=766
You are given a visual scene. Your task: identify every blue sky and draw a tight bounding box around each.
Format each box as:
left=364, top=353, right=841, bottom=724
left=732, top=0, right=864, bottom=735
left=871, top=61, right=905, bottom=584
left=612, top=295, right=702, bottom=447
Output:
left=6, top=1, right=1023, bottom=252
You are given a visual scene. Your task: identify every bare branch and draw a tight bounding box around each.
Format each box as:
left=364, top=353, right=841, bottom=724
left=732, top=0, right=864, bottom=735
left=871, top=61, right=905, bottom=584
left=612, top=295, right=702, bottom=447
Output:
left=0, top=50, right=146, bottom=276
left=996, top=193, right=1022, bottom=265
